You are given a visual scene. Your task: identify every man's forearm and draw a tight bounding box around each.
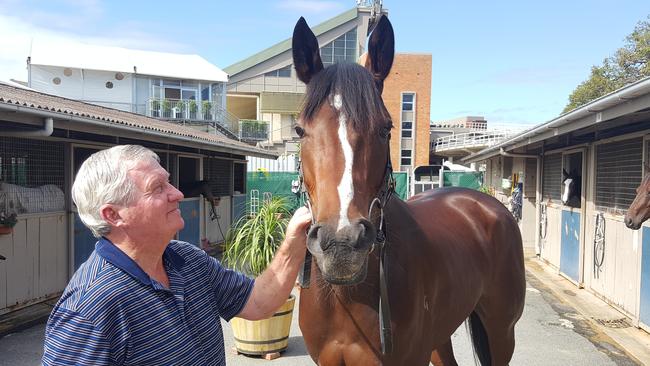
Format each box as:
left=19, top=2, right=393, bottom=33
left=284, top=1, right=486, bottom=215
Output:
left=237, top=239, right=306, bottom=320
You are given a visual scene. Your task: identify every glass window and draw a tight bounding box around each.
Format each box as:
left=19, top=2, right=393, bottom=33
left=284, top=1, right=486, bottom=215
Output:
left=402, top=130, right=412, bottom=138
left=163, top=79, right=181, bottom=87
left=320, top=29, right=357, bottom=66
left=402, top=111, right=414, bottom=122
left=401, top=158, right=412, bottom=166
left=401, top=150, right=411, bottom=157
left=201, top=84, right=210, bottom=101
left=278, top=65, right=292, bottom=77
left=402, top=122, right=412, bottom=130
left=182, top=90, right=196, bottom=100
left=164, top=88, right=181, bottom=99
left=265, top=65, right=292, bottom=78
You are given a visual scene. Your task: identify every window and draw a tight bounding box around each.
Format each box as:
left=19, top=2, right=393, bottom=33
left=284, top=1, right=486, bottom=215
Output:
left=265, top=65, right=292, bottom=78
left=402, top=94, right=414, bottom=110
left=320, top=28, right=357, bottom=66
left=401, top=93, right=415, bottom=138
left=401, top=149, right=412, bottom=166
left=595, top=138, right=643, bottom=214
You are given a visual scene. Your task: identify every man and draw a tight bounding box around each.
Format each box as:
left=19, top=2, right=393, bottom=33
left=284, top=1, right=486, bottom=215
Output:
left=42, top=145, right=312, bottom=365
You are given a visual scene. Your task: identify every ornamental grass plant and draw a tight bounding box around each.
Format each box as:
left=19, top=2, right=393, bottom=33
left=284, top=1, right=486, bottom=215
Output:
left=223, top=197, right=291, bottom=277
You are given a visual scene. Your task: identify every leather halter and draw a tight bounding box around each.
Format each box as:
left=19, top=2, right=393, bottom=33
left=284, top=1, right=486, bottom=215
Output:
left=297, top=144, right=395, bottom=355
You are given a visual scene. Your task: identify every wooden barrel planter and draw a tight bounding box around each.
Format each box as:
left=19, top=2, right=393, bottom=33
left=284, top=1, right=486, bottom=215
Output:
left=231, top=294, right=295, bottom=356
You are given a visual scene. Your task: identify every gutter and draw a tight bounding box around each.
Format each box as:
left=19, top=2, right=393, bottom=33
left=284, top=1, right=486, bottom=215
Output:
left=1, top=117, right=53, bottom=137
left=462, top=76, right=650, bottom=163
left=499, top=148, right=537, bottom=158
left=0, top=104, right=278, bottom=159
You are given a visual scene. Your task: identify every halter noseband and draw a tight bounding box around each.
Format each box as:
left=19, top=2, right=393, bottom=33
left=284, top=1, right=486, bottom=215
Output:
left=297, top=145, right=395, bottom=355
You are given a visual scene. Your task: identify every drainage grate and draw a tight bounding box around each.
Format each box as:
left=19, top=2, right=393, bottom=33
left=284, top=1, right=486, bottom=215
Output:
left=593, top=317, right=631, bottom=328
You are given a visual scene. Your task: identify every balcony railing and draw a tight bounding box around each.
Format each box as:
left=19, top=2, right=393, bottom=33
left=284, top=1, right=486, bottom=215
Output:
left=147, top=98, right=240, bottom=138
left=432, top=130, right=519, bottom=152
left=239, top=120, right=269, bottom=141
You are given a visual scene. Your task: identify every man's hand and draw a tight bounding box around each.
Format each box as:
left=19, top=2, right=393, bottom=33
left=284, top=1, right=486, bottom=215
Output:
left=284, top=206, right=312, bottom=247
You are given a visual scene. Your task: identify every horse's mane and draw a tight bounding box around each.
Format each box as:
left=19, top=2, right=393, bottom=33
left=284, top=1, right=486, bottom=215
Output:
left=301, top=63, right=392, bottom=133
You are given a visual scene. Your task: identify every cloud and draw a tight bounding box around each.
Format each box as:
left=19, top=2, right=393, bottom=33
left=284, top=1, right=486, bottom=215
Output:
left=275, top=0, right=346, bottom=14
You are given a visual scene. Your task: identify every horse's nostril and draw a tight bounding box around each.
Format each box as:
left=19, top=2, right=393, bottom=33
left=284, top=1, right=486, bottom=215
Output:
left=308, top=224, right=321, bottom=239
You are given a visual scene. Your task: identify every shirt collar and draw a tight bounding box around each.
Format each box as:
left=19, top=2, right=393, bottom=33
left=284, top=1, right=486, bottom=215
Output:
left=96, top=237, right=185, bottom=287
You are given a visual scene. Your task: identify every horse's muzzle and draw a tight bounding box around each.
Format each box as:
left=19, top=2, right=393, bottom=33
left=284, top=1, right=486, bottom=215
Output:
left=624, top=215, right=642, bottom=230
left=306, top=218, right=376, bottom=284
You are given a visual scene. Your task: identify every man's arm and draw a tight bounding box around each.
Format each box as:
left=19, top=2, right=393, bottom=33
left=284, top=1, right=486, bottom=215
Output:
left=237, top=206, right=312, bottom=320
left=43, top=307, right=114, bottom=365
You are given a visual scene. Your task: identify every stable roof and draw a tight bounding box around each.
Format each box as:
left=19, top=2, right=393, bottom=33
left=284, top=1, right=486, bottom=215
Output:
left=0, top=81, right=277, bottom=159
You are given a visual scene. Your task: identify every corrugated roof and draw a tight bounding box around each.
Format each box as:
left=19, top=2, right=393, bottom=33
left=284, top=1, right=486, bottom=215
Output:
left=224, top=8, right=359, bottom=76
left=30, top=40, right=228, bottom=82
left=462, top=76, right=650, bottom=162
left=0, top=82, right=277, bottom=158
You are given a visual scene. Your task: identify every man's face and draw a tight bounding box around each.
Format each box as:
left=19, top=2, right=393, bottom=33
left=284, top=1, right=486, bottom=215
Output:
left=118, top=159, right=185, bottom=243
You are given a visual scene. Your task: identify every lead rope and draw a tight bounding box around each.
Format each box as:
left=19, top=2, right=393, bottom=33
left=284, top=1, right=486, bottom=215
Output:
left=298, top=161, right=314, bottom=288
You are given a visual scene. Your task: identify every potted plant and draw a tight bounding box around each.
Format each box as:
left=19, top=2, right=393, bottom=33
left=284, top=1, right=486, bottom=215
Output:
left=151, top=99, right=161, bottom=117
left=0, top=211, right=17, bottom=235
left=223, top=197, right=295, bottom=358
left=161, top=99, right=172, bottom=117
left=175, top=100, right=186, bottom=118
left=202, top=101, right=212, bottom=120
left=188, top=100, right=198, bottom=119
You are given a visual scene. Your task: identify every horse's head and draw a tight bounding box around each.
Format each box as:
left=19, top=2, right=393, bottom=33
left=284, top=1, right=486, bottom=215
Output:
left=562, top=169, right=581, bottom=206
left=625, top=163, right=650, bottom=230
left=292, top=15, right=394, bottom=285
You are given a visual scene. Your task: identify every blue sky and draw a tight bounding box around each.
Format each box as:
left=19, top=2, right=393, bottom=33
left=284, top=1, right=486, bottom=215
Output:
left=0, top=0, right=649, bottom=127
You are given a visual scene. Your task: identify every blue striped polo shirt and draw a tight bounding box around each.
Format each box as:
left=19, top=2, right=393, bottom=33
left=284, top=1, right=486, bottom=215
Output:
left=43, top=238, right=254, bottom=365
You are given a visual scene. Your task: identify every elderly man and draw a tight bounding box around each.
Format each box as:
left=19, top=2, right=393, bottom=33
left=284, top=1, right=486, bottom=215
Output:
left=42, top=145, right=311, bottom=365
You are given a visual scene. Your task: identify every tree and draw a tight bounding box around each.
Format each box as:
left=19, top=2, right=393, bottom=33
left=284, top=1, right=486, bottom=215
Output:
left=563, top=16, right=650, bottom=113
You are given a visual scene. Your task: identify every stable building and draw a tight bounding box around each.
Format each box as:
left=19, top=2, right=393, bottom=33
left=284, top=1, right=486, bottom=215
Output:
left=0, top=82, right=276, bottom=315
left=464, top=77, right=650, bottom=332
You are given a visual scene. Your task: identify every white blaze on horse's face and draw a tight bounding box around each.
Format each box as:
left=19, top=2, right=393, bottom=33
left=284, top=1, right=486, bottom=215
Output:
left=562, top=178, right=573, bottom=204
left=333, top=94, right=355, bottom=231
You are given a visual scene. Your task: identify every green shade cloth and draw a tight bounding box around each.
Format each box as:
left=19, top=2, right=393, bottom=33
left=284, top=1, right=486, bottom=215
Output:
left=245, top=171, right=410, bottom=213
left=442, top=172, right=484, bottom=190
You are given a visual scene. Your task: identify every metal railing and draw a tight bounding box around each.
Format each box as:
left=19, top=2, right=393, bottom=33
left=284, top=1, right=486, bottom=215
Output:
left=239, top=120, right=269, bottom=141
left=432, top=130, right=519, bottom=152
left=147, top=98, right=240, bottom=138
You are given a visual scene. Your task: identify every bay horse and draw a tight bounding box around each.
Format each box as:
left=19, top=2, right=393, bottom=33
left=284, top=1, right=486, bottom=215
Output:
left=293, top=16, right=525, bottom=366
left=561, top=169, right=581, bottom=208
left=624, top=162, right=650, bottom=230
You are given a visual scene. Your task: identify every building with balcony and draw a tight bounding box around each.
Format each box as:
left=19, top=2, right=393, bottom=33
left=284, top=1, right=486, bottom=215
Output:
left=224, top=5, right=383, bottom=154
left=224, top=4, right=433, bottom=175
left=25, top=40, right=263, bottom=141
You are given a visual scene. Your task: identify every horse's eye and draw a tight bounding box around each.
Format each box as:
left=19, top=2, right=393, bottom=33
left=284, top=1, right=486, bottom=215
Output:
left=379, top=126, right=391, bottom=138
left=295, top=126, right=305, bottom=138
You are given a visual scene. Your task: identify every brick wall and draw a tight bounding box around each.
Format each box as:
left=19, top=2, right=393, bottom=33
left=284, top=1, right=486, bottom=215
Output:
left=381, top=54, right=432, bottom=171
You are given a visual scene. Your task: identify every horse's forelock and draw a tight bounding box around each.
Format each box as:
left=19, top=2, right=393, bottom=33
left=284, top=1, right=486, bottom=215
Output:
left=301, top=63, right=390, bottom=134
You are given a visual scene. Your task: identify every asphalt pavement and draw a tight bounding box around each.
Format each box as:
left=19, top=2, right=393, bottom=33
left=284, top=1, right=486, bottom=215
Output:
left=0, top=258, right=647, bottom=365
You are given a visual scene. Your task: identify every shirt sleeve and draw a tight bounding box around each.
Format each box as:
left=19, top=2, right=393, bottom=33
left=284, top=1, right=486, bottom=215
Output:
left=206, top=256, right=255, bottom=321
left=42, top=307, right=113, bottom=366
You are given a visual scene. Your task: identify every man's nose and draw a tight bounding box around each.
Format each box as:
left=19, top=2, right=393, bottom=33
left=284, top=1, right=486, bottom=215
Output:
left=169, top=184, right=184, bottom=201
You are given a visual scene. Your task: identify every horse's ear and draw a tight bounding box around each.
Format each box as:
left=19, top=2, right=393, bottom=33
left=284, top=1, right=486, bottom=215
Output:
left=292, top=17, right=324, bottom=85
left=563, top=169, right=569, bottom=179
left=365, top=15, right=395, bottom=94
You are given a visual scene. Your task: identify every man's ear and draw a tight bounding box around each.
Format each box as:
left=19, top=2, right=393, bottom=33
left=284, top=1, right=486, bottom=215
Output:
left=100, top=204, right=123, bottom=227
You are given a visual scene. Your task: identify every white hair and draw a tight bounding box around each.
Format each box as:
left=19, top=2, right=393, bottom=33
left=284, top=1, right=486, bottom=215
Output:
left=72, top=145, right=160, bottom=238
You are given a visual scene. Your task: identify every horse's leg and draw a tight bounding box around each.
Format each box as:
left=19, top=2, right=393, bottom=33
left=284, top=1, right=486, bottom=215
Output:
left=474, top=290, right=523, bottom=365
left=430, top=339, right=458, bottom=366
